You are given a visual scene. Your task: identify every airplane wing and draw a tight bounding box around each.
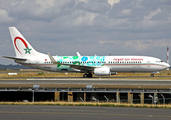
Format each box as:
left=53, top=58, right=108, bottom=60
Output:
left=47, top=53, right=96, bottom=71
left=3, top=56, right=27, bottom=61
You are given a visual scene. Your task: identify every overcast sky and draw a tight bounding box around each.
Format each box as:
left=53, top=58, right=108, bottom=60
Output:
left=0, top=0, right=171, bottom=65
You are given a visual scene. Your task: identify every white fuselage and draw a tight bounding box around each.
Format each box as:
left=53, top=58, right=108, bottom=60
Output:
left=15, top=55, right=170, bottom=73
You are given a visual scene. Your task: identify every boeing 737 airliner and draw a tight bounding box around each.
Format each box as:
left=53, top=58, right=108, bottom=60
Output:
left=3, top=27, right=170, bottom=78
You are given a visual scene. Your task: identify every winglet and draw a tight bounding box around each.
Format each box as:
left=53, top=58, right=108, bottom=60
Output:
left=76, top=52, right=81, bottom=56
left=47, top=52, right=57, bottom=64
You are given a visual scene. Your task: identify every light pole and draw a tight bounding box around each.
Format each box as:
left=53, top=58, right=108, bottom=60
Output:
left=80, top=97, right=84, bottom=102
left=148, top=94, right=153, bottom=104
left=104, top=95, right=109, bottom=102
left=161, top=94, right=165, bottom=105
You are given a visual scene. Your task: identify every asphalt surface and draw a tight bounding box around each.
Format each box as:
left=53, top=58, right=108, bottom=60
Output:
left=0, top=105, right=171, bottom=120
left=0, top=79, right=171, bottom=85
left=1, top=79, right=171, bottom=90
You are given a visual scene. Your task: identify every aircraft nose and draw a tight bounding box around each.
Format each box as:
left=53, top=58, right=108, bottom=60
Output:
left=166, top=63, right=170, bottom=68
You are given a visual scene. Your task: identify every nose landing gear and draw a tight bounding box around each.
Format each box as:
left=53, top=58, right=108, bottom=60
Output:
left=150, top=71, right=159, bottom=77
left=150, top=74, right=154, bottom=77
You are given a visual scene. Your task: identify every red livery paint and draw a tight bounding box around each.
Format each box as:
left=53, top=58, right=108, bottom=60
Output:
left=14, top=37, right=28, bottom=54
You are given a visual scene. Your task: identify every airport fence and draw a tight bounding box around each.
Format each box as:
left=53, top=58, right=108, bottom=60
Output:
left=72, top=97, right=171, bottom=105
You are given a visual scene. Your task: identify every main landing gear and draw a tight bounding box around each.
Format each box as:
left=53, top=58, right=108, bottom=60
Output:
left=150, top=74, right=154, bottom=77
left=83, top=72, right=93, bottom=78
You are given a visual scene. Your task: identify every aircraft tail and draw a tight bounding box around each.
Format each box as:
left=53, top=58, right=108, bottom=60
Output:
left=9, top=27, right=44, bottom=57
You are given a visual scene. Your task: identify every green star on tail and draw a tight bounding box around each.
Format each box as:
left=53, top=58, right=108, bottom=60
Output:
left=24, top=47, right=32, bottom=54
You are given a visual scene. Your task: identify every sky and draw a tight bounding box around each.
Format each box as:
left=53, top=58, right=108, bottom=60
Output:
left=0, top=0, right=171, bottom=65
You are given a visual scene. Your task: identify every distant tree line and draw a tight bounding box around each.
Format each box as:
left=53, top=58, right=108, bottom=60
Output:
left=0, top=64, right=30, bottom=70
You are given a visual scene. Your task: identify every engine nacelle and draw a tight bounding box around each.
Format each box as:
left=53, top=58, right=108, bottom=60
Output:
left=94, top=68, right=111, bottom=76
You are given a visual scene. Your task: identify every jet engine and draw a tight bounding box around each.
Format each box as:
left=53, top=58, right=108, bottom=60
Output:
left=94, top=68, right=117, bottom=76
left=94, top=68, right=109, bottom=76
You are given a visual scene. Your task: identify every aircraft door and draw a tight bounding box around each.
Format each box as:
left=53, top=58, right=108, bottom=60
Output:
left=147, top=60, right=151, bottom=67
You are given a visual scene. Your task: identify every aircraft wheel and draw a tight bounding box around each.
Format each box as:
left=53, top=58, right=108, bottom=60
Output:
left=87, top=73, right=92, bottom=78
left=83, top=74, right=87, bottom=78
left=83, top=73, right=92, bottom=78
left=150, top=74, right=154, bottom=77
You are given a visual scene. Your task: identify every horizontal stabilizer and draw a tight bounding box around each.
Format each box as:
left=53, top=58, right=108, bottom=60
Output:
left=3, top=56, right=27, bottom=61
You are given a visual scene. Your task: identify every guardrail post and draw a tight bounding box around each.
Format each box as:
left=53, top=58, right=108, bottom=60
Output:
left=68, top=92, right=73, bottom=102
left=128, top=92, right=133, bottom=104
left=54, top=92, right=60, bottom=102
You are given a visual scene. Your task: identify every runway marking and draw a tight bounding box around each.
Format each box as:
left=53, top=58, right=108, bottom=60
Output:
left=0, top=111, right=171, bottom=118
left=42, top=109, right=106, bottom=112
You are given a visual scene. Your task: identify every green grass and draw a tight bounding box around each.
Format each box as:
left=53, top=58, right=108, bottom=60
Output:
left=0, top=69, right=171, bottom=80
left=0, top=101, right=171, bottom=109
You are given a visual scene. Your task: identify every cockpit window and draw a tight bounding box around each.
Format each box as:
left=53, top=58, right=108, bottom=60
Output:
left=156, top=60, right=163, bottom=63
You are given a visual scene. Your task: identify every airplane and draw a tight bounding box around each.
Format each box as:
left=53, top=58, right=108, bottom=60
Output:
left=3, top=27, right=170, bottom=78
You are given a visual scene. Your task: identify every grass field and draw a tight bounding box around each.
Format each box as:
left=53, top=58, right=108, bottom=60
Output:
left=0, top=101, right=171, bottom=109
left=0, top=69, right=171, bottom=79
